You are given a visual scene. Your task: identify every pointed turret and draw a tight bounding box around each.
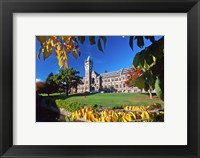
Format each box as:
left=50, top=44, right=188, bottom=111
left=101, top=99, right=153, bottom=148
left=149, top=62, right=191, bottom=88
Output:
left=87, top=56, right=91, bottom=61
left=84, top=56, right=93, bottom=92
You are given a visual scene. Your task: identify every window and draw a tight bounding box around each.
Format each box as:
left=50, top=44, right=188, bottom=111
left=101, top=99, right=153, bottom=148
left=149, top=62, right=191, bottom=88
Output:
left=115, top=78, right=118, bottom=81
left=123, top=84, right=125, bottom=88
left=92, top=78, right=95, bottom=84
left=115, top=85, right=118, bottom=88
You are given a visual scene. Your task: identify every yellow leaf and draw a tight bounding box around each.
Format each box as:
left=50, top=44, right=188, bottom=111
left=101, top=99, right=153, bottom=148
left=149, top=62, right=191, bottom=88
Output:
left=129, top=112, right=136, bottom=120
left=56, top=44, right=61, bottom=56
left=141, top=112, right=145, bottom=119
left=83, top=113, right=87, bottom=120
left=74, top=111, right=79, bottom=120
left=63, top=36, right=71, bottom=42
left=87, top=111, right=92, bottom=120
left=58, top=58, right=63, bottom=68
left=63, top=54, right=68, bottom=69
left=64, top=61, right=68, bottom=69
left=37, top=36, right=46, bottom=44
left=112, top=113, right=118, bottom=122
left=105, top=116, right=111, bottom=122
left=37, top=53, right=40, bottom=60
left=90, top=113, right=95, bottom=122
left=49, top=36, right=57, bottom=40
left=50, top=39, right=56, bottom=47
left=37, top=48, right=42, bottom=60
left=124, top=114, right=132, bottom=122
left=144, top=111, right=150, bottom=119
left=152, top=55, right=156, bottom=62
left=121, top=117, right=127, bottom=122
left=56, top=44, right=61, bottom=52
left=100, top=117, right=105, bottom=122
left=43, top=47, right=53, bottom=60
left=141, top=111, right=150, bottom=119
left=56, top=44, right=62, bottom=67
left=80, top=108, right=84, bottom=117
left=63, top=50, right=67, bottom=60
left=72, top=48, right=77, bottom=58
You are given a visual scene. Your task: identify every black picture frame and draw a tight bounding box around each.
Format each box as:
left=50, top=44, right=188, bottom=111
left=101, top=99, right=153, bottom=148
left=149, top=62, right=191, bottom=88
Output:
left=0, top=0, right=199, bottom=157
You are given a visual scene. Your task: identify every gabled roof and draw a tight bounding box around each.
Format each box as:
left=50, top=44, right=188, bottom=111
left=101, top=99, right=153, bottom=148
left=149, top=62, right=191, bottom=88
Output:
left=100, top=67, right=132, bottom=78
left=92, top=71, right=99, bottom=76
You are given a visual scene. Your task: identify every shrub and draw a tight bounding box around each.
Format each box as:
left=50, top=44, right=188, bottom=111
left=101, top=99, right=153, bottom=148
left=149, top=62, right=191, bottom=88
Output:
left=55, top=99, right=85, bottom=112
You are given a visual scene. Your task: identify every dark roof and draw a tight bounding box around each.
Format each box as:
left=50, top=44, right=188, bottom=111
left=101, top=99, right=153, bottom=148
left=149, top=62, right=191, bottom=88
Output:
left=94, top=71, right=99, bottom=76
left=100, top=68, right=132, bottom=78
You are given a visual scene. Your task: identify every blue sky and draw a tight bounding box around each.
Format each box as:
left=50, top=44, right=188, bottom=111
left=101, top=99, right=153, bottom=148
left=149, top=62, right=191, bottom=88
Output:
left=36, top=36, right=162, bottom=82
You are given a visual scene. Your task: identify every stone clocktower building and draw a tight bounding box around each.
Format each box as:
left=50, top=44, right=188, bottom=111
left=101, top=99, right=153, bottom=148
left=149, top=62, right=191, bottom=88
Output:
left=84, top=56, right=93, bottom=92
left=77, top=56, right=141, bottom=93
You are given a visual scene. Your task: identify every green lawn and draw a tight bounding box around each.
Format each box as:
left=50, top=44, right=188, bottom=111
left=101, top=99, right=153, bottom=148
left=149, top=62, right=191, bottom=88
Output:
left=45, top=93, right=164, bottom=108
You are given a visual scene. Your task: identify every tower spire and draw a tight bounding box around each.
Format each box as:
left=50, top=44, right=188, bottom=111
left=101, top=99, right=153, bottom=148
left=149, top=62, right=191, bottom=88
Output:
left=84, top=56, right=93, bottom=92
left=87, top=56, right=91, bottom=61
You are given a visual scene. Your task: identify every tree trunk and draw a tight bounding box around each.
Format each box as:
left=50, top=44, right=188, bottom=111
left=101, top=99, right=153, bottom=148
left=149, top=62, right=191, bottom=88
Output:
left=148, top=89, right=152, bottom=99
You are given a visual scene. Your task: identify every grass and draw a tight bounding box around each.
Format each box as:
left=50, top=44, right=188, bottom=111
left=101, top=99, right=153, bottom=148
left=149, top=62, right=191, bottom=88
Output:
left=41, top=93, right=164, bottom=109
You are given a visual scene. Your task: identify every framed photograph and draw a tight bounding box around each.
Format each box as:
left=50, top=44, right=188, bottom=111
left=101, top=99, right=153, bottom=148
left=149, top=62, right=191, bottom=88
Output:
left=36, top=35, right=164, bottom=123
left=0, top=0, right=200, bottom=157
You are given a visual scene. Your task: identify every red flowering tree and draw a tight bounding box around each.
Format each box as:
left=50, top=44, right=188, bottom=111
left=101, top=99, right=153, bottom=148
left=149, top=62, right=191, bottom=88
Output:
left=125, top=67, right=155, bottom=99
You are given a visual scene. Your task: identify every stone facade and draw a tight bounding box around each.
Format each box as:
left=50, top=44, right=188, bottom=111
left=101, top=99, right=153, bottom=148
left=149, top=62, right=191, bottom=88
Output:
left=77, top=56, right=141, bottom=93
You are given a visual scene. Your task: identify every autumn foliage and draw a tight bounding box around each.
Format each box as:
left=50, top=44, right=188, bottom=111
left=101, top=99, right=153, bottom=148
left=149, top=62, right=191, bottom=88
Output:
left=125, top=67, right=142, bottom=87
left=36, top=82, right=46, bottom=91
left=37, top=36, right=106, bottom=69
left=37, top=36, right=80, bottom=69
left=65, top=103, right=164, bottom=122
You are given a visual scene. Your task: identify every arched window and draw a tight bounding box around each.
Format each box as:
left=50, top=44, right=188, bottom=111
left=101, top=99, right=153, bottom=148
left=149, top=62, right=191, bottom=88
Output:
left=92, top=78, right=95, bottom=84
